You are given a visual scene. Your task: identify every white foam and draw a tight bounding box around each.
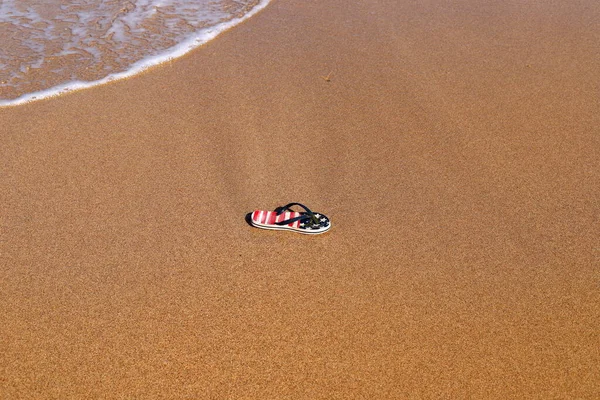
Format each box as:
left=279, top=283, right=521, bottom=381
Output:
left=0, top=0, right=272, bottom=108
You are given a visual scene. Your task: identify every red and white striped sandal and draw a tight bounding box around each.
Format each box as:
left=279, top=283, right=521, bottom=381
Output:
left=250, top=203, right=331, bottom=234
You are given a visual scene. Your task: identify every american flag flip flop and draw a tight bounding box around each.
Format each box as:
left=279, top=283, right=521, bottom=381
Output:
left=250, top=203, right=331, bottom=234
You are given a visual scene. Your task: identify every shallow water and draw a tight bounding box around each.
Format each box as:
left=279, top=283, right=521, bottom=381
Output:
left=0, top=0, right=270, bottom=106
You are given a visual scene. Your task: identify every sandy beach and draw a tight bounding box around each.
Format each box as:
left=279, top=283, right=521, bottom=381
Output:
left=1, top=0, right=599, bottom=397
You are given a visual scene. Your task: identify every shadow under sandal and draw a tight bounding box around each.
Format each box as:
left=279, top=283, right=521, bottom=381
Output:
left=250, top=203, right=331, bottom=234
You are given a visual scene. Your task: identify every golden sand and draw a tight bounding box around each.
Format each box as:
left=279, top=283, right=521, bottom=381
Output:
left=1, top=0, right=598, bottom=397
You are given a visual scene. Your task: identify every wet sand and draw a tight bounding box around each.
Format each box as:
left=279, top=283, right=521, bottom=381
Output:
left=1, top=0, right=599, bottom=397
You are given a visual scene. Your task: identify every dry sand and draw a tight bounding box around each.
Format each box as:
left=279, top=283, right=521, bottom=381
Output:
left=1, top=0, right=599, bottom=398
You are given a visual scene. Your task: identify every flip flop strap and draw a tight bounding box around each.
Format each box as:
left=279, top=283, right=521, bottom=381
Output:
left=274, top=214, right=312, bottom=226
left=274, top=202, right=314, bottom=215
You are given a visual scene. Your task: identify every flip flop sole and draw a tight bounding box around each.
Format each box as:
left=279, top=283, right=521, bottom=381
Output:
left=250, top=220, right=331, bottom=234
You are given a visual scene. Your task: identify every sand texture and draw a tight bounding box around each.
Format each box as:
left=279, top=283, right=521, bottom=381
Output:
left=1, top=0, right=599, bottom=398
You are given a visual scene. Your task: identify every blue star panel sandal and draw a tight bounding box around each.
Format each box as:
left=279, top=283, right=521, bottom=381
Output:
left=250, top=203, right=331, bottom=234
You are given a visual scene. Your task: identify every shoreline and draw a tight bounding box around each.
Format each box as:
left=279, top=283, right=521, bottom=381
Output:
left=0, top=0, right=273, bottom=108
left=1, top=0, right=599, bottom=397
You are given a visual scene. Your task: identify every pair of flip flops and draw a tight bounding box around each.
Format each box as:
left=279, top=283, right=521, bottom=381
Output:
left=250, top=203, right=331, bottom=234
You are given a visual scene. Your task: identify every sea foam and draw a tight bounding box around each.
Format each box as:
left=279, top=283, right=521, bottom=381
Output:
left=0, top=0, right=272, bottom=107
